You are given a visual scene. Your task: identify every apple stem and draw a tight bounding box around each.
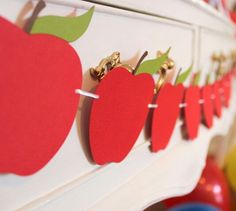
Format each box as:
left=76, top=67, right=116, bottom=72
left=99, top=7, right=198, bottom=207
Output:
left=132, top=51, right=148, bottom=75
left=23, top=0, right=46, bottom=33
left=174, top=67, right=182, bottom=85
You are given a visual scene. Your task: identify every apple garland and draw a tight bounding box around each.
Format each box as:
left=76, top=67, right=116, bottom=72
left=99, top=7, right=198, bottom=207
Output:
left=89, top=52, right=235, bottom=164
left=0, top=0, right=235, bottom=175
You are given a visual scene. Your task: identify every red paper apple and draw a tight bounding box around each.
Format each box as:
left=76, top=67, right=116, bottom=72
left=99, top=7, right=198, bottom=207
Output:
left=201, top=85, right=213, bottom=128
left=0, top=17, right=82, bottom=175
left=212, top=81, right=222, bottom=118
left=184, top=86, right=201, bottom=140
left=233, top=68, right=236, bottom=76
left=89, top=67, right=154, bottom=164
left=221, top=74, right=232, bottom=108
left=151, top=83, right=184, bottom=152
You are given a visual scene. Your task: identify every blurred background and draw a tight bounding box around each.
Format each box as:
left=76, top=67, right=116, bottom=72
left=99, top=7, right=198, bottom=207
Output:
left=204, top=0, right=236, bottom=23
left=145, top=121, right=236, bottom=210
left=144, top=2, right=236, bottom=210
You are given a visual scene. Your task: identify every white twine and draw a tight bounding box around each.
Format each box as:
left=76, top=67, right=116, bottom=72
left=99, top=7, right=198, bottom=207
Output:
left=198, top=99, right=204, bottom=104
left=75, top=89, right=99, bottom=99
left=219, top=88, right=224, bottom=94
left=75, top=89, right=226, bottom=109
left=179, top=103, right=187, bottom=108
left=148, top=104, right=158, bottom=108
left=148, top=103, right=188, bottom=108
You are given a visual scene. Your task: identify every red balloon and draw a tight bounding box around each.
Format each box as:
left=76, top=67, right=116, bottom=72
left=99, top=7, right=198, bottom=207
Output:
left=165, top=157, right=231, bottom=211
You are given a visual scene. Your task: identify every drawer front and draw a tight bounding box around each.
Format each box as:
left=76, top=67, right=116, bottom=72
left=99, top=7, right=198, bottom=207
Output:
left=199, top=28, right=236, bottom=85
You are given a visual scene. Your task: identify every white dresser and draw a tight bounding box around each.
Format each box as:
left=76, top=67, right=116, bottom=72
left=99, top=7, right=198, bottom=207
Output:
left=0, top=0, right=236, bottom=210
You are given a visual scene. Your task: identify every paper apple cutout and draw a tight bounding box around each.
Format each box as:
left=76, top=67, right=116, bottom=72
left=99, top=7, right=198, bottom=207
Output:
left=201, top=85, right=213, bottom=128
left=90, top=67, right=154, bottom=164
left=0, top=17, right=82, bottom=175
left=221, top=74, right=232, bottom=108
left=151, top=83, right=184, bottom=152
left=184, top=86, right=201, bottom=140
left=233, top=68, right=236, bottom=76
left=212, top=81, right=222, bottom=118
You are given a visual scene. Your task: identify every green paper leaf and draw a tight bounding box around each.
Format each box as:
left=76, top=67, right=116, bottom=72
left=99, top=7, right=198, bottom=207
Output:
left=175, top=64, right=193, bottom=85
left=193, top=71, right=201, bottom=86
left=30, top=6, right=94, bottom=42
left=206, top=72, right=211, bottom=84
left=136, top=47, right=171, bottom=75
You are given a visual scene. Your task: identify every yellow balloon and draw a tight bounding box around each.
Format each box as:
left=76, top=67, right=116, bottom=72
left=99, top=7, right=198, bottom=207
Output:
left=225, top=147, right=236, bottom=191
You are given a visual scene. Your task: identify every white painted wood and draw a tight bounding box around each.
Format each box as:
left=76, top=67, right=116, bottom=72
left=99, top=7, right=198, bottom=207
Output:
left=76, top=0, right=235, bottom=34
left=20, top=84, right=236, bottom=211
left=0, top=0, right=235, bottom=211
left=89, top=84, right=236, bottom=211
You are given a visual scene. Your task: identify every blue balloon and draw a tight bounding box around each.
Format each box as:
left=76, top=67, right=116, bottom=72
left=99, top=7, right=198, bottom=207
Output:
left=168, top=203, right=220, bottom=211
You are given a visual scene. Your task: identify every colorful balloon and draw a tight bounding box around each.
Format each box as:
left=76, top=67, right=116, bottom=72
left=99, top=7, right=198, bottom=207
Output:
left=169, top=203, right=219, bottom=211
left=225, top=147, right=236, bottom=191
left=165, top=157, right=231, bottom=211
